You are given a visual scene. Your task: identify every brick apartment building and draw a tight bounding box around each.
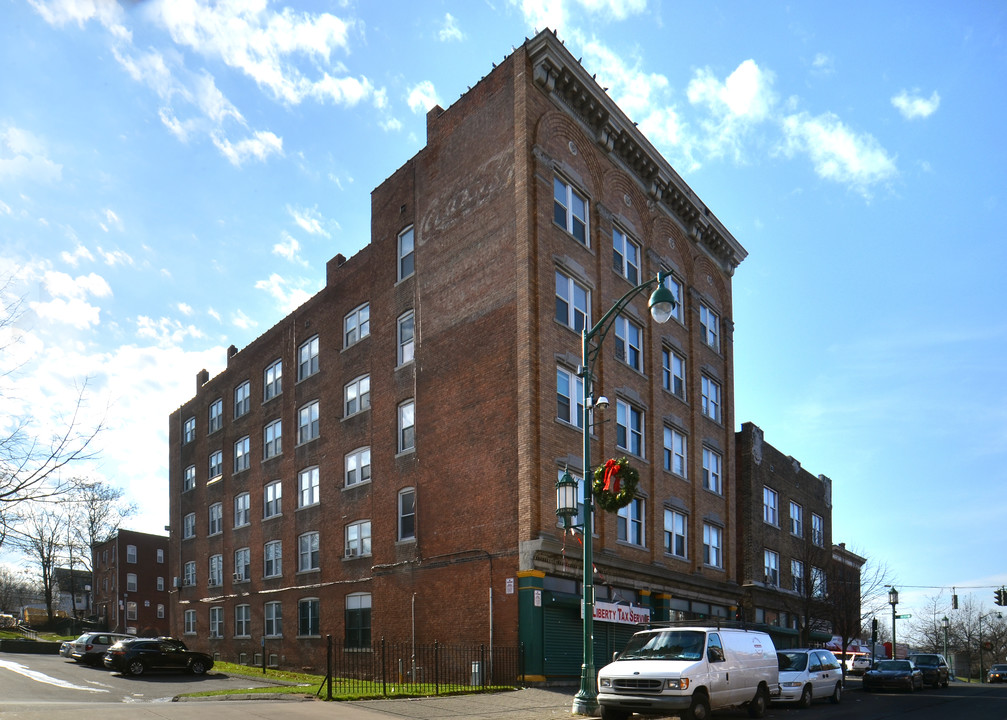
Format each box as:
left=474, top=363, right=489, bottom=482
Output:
left=168, top=29, right=750, bottom=678
left=91, top=529, right=170, bottom=636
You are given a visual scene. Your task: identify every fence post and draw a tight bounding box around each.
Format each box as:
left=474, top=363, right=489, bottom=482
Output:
left=480, top=644, right=486, bottom=688
left=381, top=638, right=387, bottom=697
left=326, top=634, right=333, bottom=700
left=520, top=642, right=525, bottom=688
left=434, top=640, right=440, bottom=695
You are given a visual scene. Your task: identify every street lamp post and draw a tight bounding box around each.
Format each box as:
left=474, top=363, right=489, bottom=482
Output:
left=942, top=616, right=950, bottom=678
left=888, top=587, right=899, bottom=659
left=556, top=272, right=675, bottom=716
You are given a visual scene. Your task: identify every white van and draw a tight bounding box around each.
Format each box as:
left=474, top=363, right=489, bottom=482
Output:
left=597, top=625, right=779, bottom=720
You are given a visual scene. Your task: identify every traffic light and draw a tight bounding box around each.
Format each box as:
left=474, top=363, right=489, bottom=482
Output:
left=995, top=588, right=1006, bottom=607
left=871, top=618, right=878, bottom=644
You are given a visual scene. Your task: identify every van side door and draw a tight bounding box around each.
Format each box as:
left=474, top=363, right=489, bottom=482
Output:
left=706, top=632, right=733, bottom=707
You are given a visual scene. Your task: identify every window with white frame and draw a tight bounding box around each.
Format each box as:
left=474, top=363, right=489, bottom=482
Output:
left=234, top=380, right=250, bottom=418
left=345, top=520, right=371, bottom=558
left=298, top=532, right=320, bottom=571
left=614, top=315, right=643, bottom=371
left=556, top=366, right=584, bottom=428
left=208, top=398, right=223, bottom=434
left=345, top=593, right=371, bottom=648
left=398, top=399, right=415, bottom=453
left=299, top=400, right=320, bottom=442
left=235, top=604, right=251, bottom=637
left=264, top=359, right=282, bottom=400
left=398, top=226, right=415, bottom=281
left=345, top=449, right=370, bottom=487
left=703, top=523, right=723, bottom=568
left=791, top=559, right=805, bottom=593
left=234, top=492, right=250, bottom=527
left=183, top=416, right=196, bottom=443
left=298, top=335, right=319, bottom=380
left=208, top=502, right=223, bottom=535
left=662, top=348, right=686, bottom=399
left=299, top=598, right=320, bottom=637
left=812, top=513, right=824, bottom=546
left=183, top=560, right=196, bottom=586
left=663, top=426, right=687, bottom=477
left=398, top=311, right=415, bottom=365
left=790, top=502, right=803, bottom=537
left=701, top=375, right=721, bottom=422
left=209, top=606, right=224, bottom=638
left=617, top=497, right=645, bottom=546
left=344, top=303, right=370, bottom=347
left=183, top=512, right=196, bottom=539
left=664, top=509, right=687, bottom=558
left=553, top=177, right=588, bottom=245
left=662, top=274, right=683, bottom=322
left=264, top=480, right=282, bottom=519
left=157, top=603, right=165, bottom=618
left=209, top=450, right=223, bottom=481
left=234, top=435, right=250, bottom=472
left=344, top=377, right=369, bottom=416
left=126, top=573, right=137, bottom=592
left=234, top=547, right=250, bottom=581
left=612, top=227, right=640, bottom=284
left=184, top=609, right=197, bottom=634
left=555, top=270, right=590, bottom=333
left=398, top=488, right=416, bottom=541
left=208, top=554, right=223, bottom=586
left=763, top=487, right=779, bottom=526
left=764, top=549, right=780, bottom=586
left=183, top=464, right=196, bottom=492
left=264, top=540, right=282, bottom=578
left=812, top=566, right=827, bottom=597
left=702, top=447, right=722, bottom=494
left=263, top=420, right=281, bottom=459
left=616, top=399, right=644, bottom=457
left=127, top=544, right=137, bottom=563
left=298, top=466, right=320, bottom=507
left=700, top=304, right=720, bottom=351
left=264, top=601, right=282, bottom=637
left=126, top=601, right=137, bottom=620
left=157, top=576, right=165, bottom=591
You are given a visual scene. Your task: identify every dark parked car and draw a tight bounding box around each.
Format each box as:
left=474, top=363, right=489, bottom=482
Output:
left=907, top=653, right=950, bottom=687
left=862, top=659, right=924, bottom=692
left=103, top=637, right=213, bottom=676
left=988, top=663, right=1007, bottom=683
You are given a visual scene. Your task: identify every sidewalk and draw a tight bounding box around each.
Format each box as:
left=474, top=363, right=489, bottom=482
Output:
left=347, top=687, right=598, bottom=719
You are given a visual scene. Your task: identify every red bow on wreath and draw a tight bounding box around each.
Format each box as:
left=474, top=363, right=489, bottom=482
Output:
left=602, top=458, right=621, bottom=493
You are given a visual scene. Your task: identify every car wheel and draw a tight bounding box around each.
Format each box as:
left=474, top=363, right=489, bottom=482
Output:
left=798, top=685, right=813, bottom=709
left=747, top=686, right=768, bottom=718
left=688, top=691, right=711, bottom=720
left=127, top=659, right=145, bottom=676
left=189, top=659, right=207, bottom=675
left=830, top=681, right=842, bottom=704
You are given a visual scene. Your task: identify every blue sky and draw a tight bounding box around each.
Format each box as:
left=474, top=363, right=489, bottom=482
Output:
left=2, top=0, right=1005, bottom=623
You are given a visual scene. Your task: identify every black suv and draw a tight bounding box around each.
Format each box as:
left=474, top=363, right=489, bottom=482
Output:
left=906, top=653, right=950, bottom=688
left=103, top=637, right=213, bottom=677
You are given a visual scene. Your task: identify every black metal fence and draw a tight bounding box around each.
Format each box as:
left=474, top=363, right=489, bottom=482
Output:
left=318, top=638, right=525, bottom=698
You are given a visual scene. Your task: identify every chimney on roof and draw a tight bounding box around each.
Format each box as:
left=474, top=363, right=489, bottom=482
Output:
left=197, top=369, right=209, bottom=390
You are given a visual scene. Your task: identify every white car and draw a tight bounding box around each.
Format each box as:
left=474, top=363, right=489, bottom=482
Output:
left=69, top=632, right=133, bottom=666
left=776, top=649, right=843, bottom=707
left=851, top=656, right=873, bottom=675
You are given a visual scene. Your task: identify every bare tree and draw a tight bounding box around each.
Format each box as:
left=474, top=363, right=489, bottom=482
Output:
left=0, top=565, right=35, bottom=613
left=11, top=503, right=68, bottom=624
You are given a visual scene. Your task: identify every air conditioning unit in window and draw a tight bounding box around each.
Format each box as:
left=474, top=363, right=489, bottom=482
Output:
left=765, top=574, right=778, bottom=586
left=233, top=572, right=243, bottom=582
left=344, top=548, right=358, bottom=559
left=208, top=577, right=217, bottom=587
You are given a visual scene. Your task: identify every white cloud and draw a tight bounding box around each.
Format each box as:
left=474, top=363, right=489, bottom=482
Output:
left=254, top=273, right=313, bottom=314
left=135, top=315, right=205, bottom=346
left=0, top=125, right=63, bottom=184
left=812, top=53, right=834, bottom=74
left=97, top=247, right=133, bottom=267
left=287, top=205, right=330, bottom=236
left=407, top=81, right=440, bottom=114
left=60, top=244, right=95, bottom=267
left=231, top=309, right=257, bottom=330
left=28, top=0, right=129, bottom=39
left=212, top=130, right=283, bottom=166
left=439, top=13, right=464, bottom=42
left=177, top=302, right=193, bottom=316
left=687, top=59, right=776, bottom=160
left=272, top=232, right=301, bottom=262
left=511, top=0, right=645, bottom=32
left=892, top=89, right=940, bottom=120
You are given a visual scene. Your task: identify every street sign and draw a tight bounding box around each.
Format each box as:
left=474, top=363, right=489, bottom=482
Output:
left=895, top=614, right=912, bottom=619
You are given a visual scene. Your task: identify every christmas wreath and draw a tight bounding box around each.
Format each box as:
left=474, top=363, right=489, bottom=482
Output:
left=592, top=457, right=640, bottom=512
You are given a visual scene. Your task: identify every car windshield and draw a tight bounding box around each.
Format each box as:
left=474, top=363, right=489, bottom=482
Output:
left=910, top=655, right=937, bottom=665
left=778, top=651, right=809, bottom=672
left=876, top=660, right=911, bottom=671
left=992, top=665, right=1007, bottom=672
left=617, top=631, right=705, bottom=661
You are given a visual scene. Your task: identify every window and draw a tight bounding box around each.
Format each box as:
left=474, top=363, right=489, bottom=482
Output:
left=208, top=398, right=223, bottom=434
left=664, top=509, right=687, bottom=558
left=701, top=376, right=721, bottom=422
left=184, top=609, right=196, bottom=634
left=764, top=549, right=780, bottom=586
left=398, top=226, right=415, bottom=280
left=553, top=177, right=588, bottom=245
left=298, top=598, right=320, bottom=636
left=183, top=513, right=196, bottom=539
left=612, top=228, right=640, bottom=283
left=556, top=367, right=584, bottom=428
left=791, top=559, right=804, bottom=593
left=299, top=400, right=320, bottom=442
left=662, top=274, right=683, bottom=322
left=157, top=576, right=165, bottom=591
left=208, top=502, right=223, bottom=535
left=812, top=513, right=825, bottom=546
left=344, top=449, right=370, bottom=487
left=344, top=303, right=370, bottom=347
left=617, top=497, right=645, bottom=546
left=812, top=566, right=827, bottom=597
left=264, top=601, right=282, bottom=637
left=126, top=573, right=137, bottom=592
left=344, top=377, right=370, bottom=416
left=183, top=416, right=196, bottom=443
left=398, top=487, right=416, bottom=541
left=264, top=359, right=282, bottom=400
left=209, top=607, right=224, bottom=638
left=555, top=270, right=589, bottom=333
left=702, top=448, right=722, bottom=494
left=298, top=532, right=320, bottom=572
left=345, top=520, right=371, bottom=558
left=616, top=399, right=644, bottom=457
left=235, top=604, right=251, bottom=637
left=700, top=304, right=719, bottom=351
left=264, top=540, right=282, bottom=578
left=183, top=561, right=196, bottom=587
left=264, top=480, right=282, bottom=519
left=126, top=544, right=137, bottom=563
left=703, top=523, right=723, bottom=568
left=234, top=435, right=250, bottom=472
left=209, top=450, right=223, bottom=481
left=298, top=466, right=320, bottom=506
left=234, top=492, right=250, bottom=527
left=183, top=464, right=196, bottom=492
left=157, top=604, right=165, bottom=618
left=234, top=547, right=250, bottom=581
left=763, top=487, right=779, bottom=526
left=298, top=335, right=319, bottom=380
left=663, top=426, right=687, bottom=477
left=398, top=311, right=415, bottom=365
left=790, top=502, right=803, bottom=537
left=125, top=601, right=137, bottom=621
left=234, top=380, right=250, bottom=418
left=398, top=400, right=415, bottom=452
left=345, top=593, right=371, bottom=648
left=157, top=548, right=164, bottom=563
left=263, top=420, right=282, bottom=458
left=662, top=348, right=685, bottom=399
left=208, top=554, right=223, bottom=586
left=614, top=315, right=643, bottom=371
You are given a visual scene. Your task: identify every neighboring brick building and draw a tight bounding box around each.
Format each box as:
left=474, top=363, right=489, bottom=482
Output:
left=92, top=529, right=170, bottom=636
left=168, top=29, right=748, bottom=677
